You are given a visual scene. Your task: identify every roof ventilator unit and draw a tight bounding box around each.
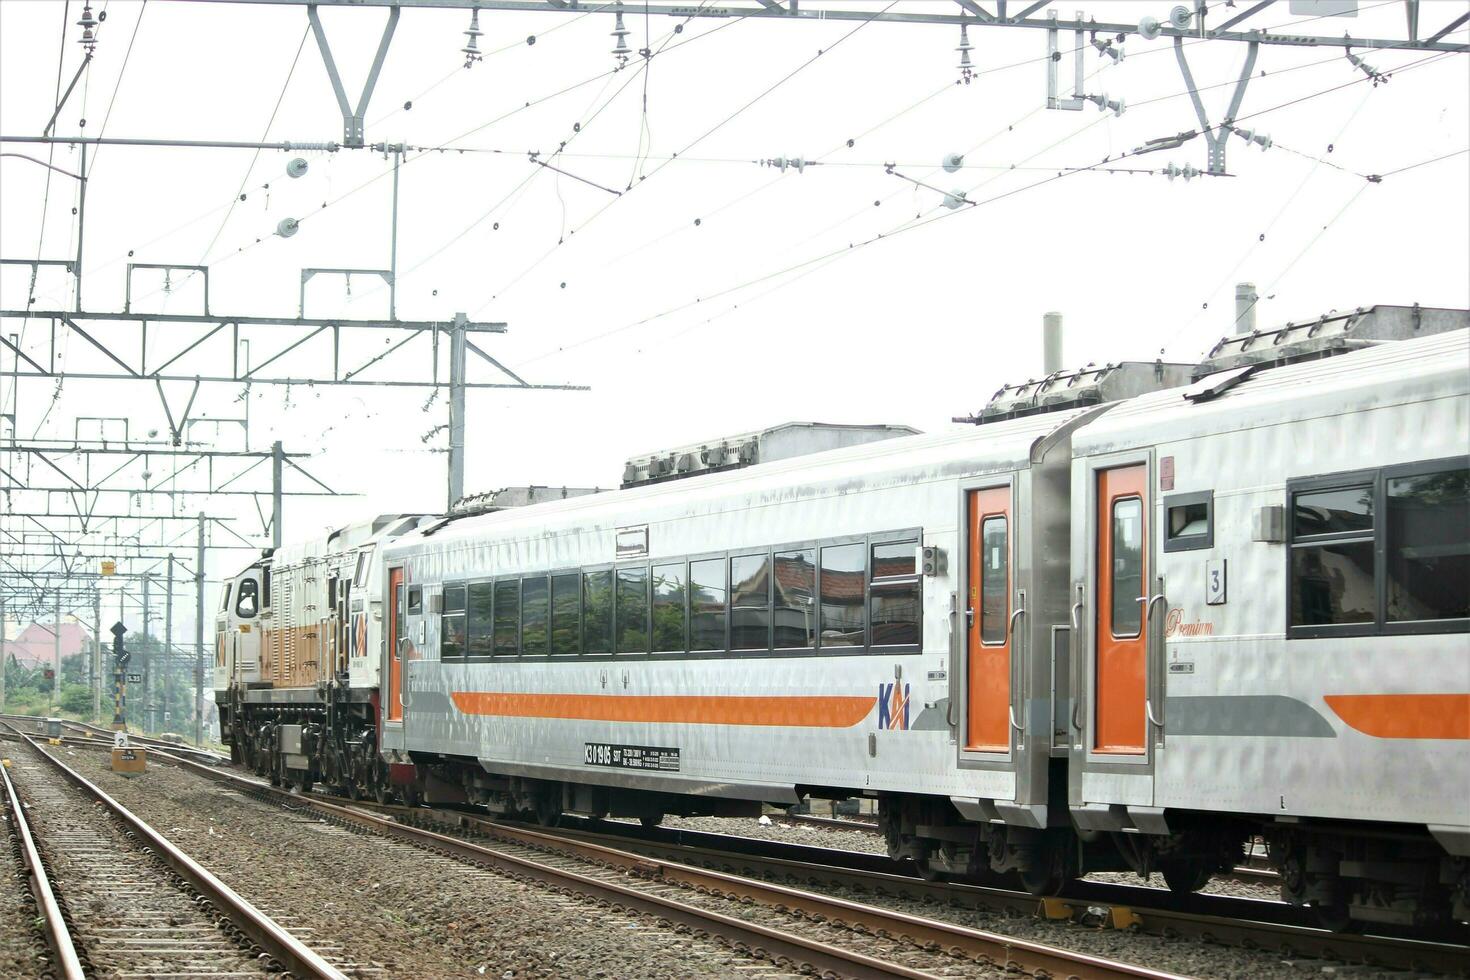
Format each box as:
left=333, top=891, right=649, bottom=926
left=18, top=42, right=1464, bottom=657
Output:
left=1192, top=304, right=1470, bottom=380
left=957, top=360, right=1195, bottom=425
left=621, top=422, right=920, bottom=489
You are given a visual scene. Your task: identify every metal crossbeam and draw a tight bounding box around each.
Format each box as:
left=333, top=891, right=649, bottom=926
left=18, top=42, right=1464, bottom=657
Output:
left=166, top=0, right=1469, bottom=52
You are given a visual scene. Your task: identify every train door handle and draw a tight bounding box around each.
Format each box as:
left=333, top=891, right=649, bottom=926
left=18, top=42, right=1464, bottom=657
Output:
left=1146, top=698, right=1164, bottom=728
left=1070, top=586, right=1086, bottom=735
left=1008, top=598, right=1027, bottom=734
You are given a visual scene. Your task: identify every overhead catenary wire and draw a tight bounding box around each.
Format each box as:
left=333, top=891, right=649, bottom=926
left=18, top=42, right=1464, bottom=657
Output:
left=510, top=46, right=1463, bottom=371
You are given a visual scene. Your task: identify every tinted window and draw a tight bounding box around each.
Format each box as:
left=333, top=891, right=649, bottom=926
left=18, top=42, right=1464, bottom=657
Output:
left=1294, top=486, right=1373, bottom=537
left=551, top=573, right=581, bottom=655
left=408, top=586, right=423, bottom=614
left=467, top=583, right=494, bottom=655
left=980, top=516, right=1007, bottom=644
left=1292, top=541, right=1375, bottom=625
left=1386, top=468, right=1469, bottom=623
left=583, top=570, right=613, bottom=654
left=820, top=543, right=866, bottom=647
left=1110, top=498, right=1144, bottom=637
left=773, top=549, right=815, bottom=648
left=871, top=541, right=916, bottom=579
left=493, top=580, right=519, bottom=655
left=730, top=553, right=771, bottom=650
left=616, top=567, right=649, bottom=653
left=441, top=612, right=466, bottom=659
left=221, top=583, right=232, bottom=612
left=521, top=576, right=549, bottom=656
left=444, top=585, right=466, bottom=613
left=235, top=578, right=259, bottom=618
left=262, top=568, right=272, bottom=609
left=870, top=581, right=919, bottom=645
left=689, top=558, right=726, bottom=651
left=652, top=562, right=687, bottom=653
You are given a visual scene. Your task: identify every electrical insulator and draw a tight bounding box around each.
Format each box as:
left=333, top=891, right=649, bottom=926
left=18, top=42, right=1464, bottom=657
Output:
left=462, top=8, right=484, bottom=68
left=611, top=5, right=631, bottom=68
left=956, top=22, right=974, bottom=84
left=76, top=3, right=98, bottom=56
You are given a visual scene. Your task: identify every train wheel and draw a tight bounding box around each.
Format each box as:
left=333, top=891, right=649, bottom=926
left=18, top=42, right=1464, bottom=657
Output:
left=534, top=795, right=562, bottom=827
left=1313, top=903, right=1357, bottom=933
left=373, top=782, right=392, bottom=806
left=639, top=812, right=664, bottom=829
left=914, top=853, right=946, bottom=882
left=1159, top=859, right=1213, bottom=895
left=1018, top=864, right=1066, bottom=897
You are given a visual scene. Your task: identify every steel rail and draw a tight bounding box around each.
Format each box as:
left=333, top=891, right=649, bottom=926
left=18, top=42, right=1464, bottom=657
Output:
left=145, top=749, right=1183, bottom=980
left=1, top=725, right=347, bottom=980
left=0, top=758, right=86, bottom=980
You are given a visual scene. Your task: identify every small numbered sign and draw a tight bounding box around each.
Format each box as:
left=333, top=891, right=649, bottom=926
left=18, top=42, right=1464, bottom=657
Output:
left=1205, top=559, right=1227, bottom=605
left=126, top=672, right=142, bottom=683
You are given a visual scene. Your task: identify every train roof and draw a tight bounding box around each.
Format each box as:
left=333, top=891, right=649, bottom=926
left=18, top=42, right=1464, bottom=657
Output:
left=1074, top=327, right=1469, bottom=456
left=386, top=408, right=1091, bottom=552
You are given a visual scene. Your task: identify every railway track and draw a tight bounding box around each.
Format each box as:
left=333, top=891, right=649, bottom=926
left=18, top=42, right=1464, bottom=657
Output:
left=136, top=745, right=1186, bottom=980
left=0, top=724, right=348, bottom=979
left=0, top=712, right=230, bottom=765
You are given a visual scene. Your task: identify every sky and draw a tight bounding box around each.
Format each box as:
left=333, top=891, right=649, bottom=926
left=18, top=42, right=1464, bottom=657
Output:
left=1, top=0, right=1467, bottom=635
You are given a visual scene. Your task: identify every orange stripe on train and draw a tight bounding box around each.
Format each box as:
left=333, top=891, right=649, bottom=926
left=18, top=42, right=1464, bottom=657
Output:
left=450, top=692, right=876, bottom=728
left=1325, top=694, right=1470, bottom=740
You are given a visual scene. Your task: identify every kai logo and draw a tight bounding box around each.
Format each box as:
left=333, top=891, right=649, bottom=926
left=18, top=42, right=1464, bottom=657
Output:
left=877, top=682, right=910, bottom=731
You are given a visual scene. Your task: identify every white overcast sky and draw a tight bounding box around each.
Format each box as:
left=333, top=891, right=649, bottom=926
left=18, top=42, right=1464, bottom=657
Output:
left=1, top=0, right=1467, bottom=629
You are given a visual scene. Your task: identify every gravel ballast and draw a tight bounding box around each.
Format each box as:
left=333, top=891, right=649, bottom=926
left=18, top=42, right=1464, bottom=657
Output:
left=0, top=769, right=49, bottom=979
left=44, top=747, right=789, bottom=979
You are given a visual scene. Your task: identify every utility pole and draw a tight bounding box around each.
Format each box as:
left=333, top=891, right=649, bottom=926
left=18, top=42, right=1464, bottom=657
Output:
left=164, top=556, right=174, bottom=734
left=141, top=571, right=151, bottom=732
left=448, top=312, right=467, bottom=508
left=51, top=589, right=60, bottom=713
left=272, top=440, right=284, bottom=549
left=1, top=583, right=7, bottom=713
left=194, top=512, right=205, bottom=747
left=92, top=589, right=101, bottom=722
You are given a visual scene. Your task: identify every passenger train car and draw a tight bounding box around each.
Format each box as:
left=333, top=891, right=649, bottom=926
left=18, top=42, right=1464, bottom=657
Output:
left=216, top=305, right=1469, bottom=929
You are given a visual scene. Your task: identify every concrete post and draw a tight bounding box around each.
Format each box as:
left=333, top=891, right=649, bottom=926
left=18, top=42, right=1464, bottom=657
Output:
left=448, top=312, right=467, bottom=508
left=195, top=513, right=205, bottom=747
left=1043, top=312, right=1063, bottom=375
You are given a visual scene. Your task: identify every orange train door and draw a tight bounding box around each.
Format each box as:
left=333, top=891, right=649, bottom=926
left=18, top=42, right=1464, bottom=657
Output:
left=1094, top=464, right=1148, bottom=754
left=966, top=487, right=1011, bottom=752
left=387, top=567, right=405, bottom=723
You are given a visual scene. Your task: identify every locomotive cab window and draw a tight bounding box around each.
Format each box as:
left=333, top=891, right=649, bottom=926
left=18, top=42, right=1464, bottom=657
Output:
left=1163, top=491, right=1214, bottom=552
left=235, top=579, right=259, bottom=617
left=220, top=583, right=233, bottom=613
left=407, top=585, right=423, bottom=615
left=1289, top=457, right=1469, bottom=637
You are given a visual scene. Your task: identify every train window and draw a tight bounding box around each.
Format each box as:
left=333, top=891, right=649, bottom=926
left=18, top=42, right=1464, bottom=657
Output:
left=551, top=573, right=581, bottom=656
left=236, top=579, right=259, bottom=618
left=689, top=558, right=727, bottom=651
left=652, top=563, right=687, bottom=653
left=773, top=550, right=816, bottom=649
left=220, top=583, right=233, bottom=613
left=1163, top=491, right=1214, bottom=552
left=441, top=585, right=467, bottom=659
left=583, top=570, right=613, bottom=654
left=980, top=517, right=1008, bottom=644
left=820, top=543, right=866, bottom=648
left=261, top=568, right=272, bottom=609
left=1110, top=498, right=1144, bottom=638
left=1386, top=467, right=1469, bottom=624
left=353, top=550, right=369, bottom=587
left=870, top=541, right=916, bottom=579
left=522, top=576, right=550, bottom=656
left=493, top=580, right=520, bottom=655
left=444, top=585, right=466, bottom=613
left=1293, top=486, right=1373, bottom=537
left=870, top=539, right=919, bottom=646
left=407, top=586, right=423, bottom=615
left=1289, top=461, right=1468, bottom=636
left=616, top=566, right=650, bottom=653
left=1290, top=480, right=1375, bottom=631
left=467, top=582, right=494, bottom=656
left=730, top=553, right=771, bottom=651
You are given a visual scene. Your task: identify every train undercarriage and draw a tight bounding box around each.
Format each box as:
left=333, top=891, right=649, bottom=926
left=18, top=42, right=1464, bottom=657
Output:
left=223, top=689, right=1466, bottom=932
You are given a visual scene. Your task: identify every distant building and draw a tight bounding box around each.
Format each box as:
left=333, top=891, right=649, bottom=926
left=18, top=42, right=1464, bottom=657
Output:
left=1, top=622, right=92, bottom=671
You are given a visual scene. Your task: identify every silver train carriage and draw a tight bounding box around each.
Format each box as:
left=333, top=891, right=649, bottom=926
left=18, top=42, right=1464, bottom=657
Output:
left=219, top=309, right=1469, bottom=929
